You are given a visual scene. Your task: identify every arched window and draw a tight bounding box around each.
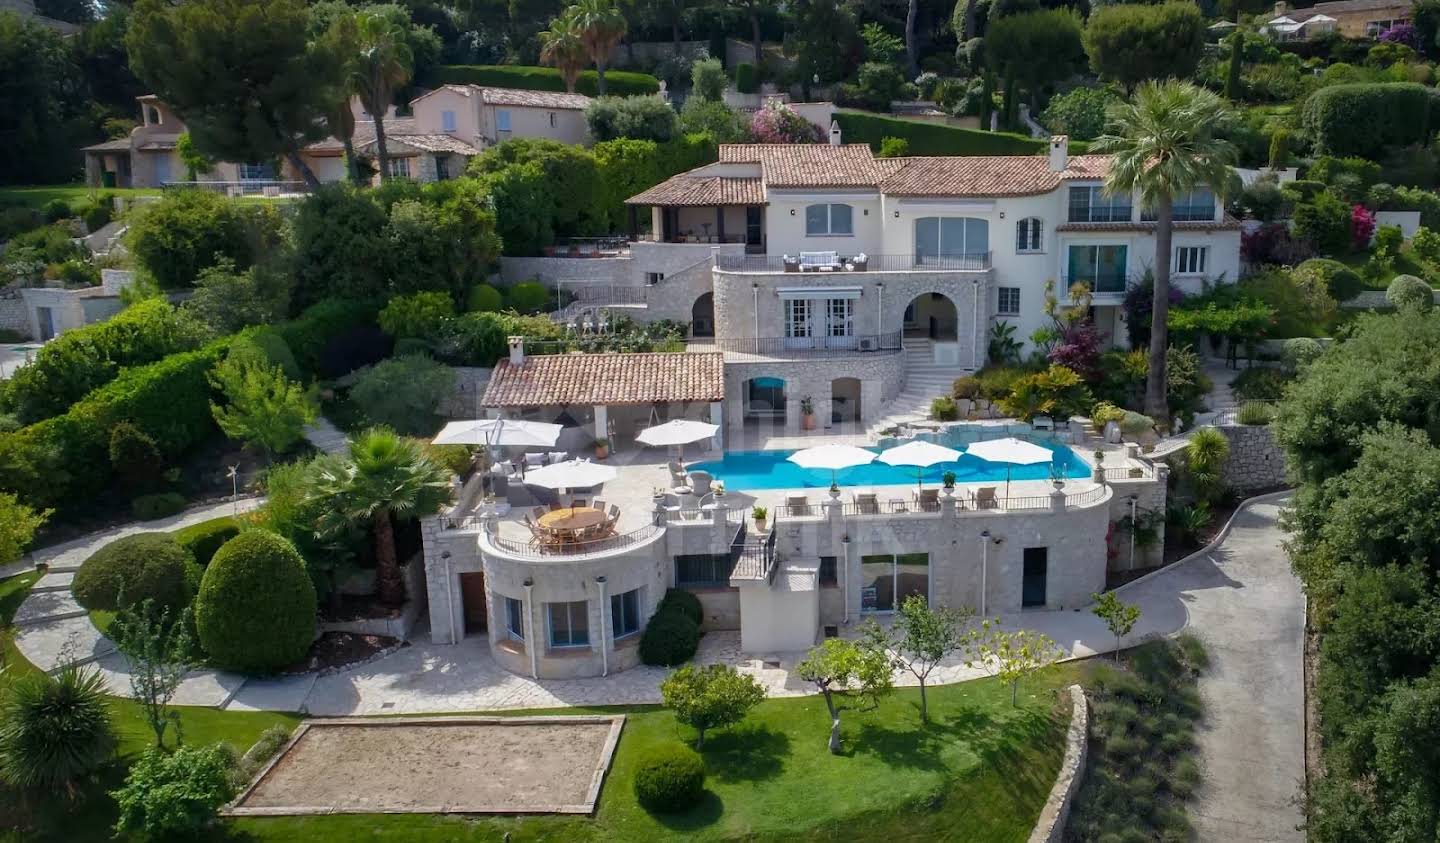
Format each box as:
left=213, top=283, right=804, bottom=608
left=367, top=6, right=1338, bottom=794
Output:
left=1016, top=217, right=1043, bottom=253
left=805, top=203, right=853, bottom=236
left=146, top=106, right=161, bottom=126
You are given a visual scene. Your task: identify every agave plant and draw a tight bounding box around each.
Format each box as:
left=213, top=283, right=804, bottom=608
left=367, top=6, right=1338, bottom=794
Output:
left=0, top=661, right=115, bottom=795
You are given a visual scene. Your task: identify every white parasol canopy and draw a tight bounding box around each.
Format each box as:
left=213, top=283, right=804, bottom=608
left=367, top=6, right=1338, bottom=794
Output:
left=787, top=444, right=876, bottom=487
left=522, top=458, right=618, bottom=490
left=636, top=420, right=719, bottom=457
left=432, top=419, right=562, bottom=448
left=877, top=440, right=964, bottom=493
left=965, top=437, right=1054, bottom=496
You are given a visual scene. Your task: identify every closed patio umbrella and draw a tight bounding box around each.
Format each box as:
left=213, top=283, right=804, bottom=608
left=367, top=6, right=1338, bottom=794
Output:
left=964, top=436, right=1053, bottom=496
left=877, top=440, right=963, bottom=494
left=786, top=443, right=876, bottom=488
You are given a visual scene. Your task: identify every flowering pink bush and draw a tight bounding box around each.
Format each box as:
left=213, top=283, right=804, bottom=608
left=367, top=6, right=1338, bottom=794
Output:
left=749, top=102, right=823, bottom=144
left=1379, top=23, right=1419, bottom=48
left=1351, top=204, right=1376, bottom=251
left=1048, top=320, right=1105, bottom=382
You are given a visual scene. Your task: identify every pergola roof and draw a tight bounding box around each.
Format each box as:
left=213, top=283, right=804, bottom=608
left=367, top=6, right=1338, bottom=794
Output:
left=625, top=174, right=766, bottom=206
left=482, top=352, right=725, bottom=408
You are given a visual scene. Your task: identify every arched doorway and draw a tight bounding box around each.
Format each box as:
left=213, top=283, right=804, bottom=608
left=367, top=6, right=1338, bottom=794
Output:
left=691, top=292, right=715, bottom=337
left=743, top=376, right=786, bottom=421
left=831, top=377, right=861, bottom=424
left=902, top=292, right=958, bottom=341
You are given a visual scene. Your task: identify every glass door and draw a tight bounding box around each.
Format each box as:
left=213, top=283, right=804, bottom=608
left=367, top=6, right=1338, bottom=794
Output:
left=784, top=298, right=814, bottom=350
left=860, top=553, right=930, bottom=613
left=1022, top=547, right=1048, bottom=607
left=825, top=298, right=856, bottom=349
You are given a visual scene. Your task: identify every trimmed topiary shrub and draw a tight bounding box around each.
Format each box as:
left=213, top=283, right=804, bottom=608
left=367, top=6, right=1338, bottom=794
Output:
left=72, top=533, right=200, bottom=614
left=734, top=62, right=757, bottom=94
left=639, top=609, right=701, bottom=666
left=172, top=517, right=240, bottom=567
left=1294, top=258, right=1363, bottom=303
left=633, top=743, right=706, bottom=813
left=505, top=280, right=550, bottom=315
left=657, top=588, right=703, bottom=626
left=194, top=530, right=317, bottom=674
left=132, top=492, right=187, bottom=521
left=1386, top=274, right=1434, bottom=310
left=466, top=283, right=503, bottom=312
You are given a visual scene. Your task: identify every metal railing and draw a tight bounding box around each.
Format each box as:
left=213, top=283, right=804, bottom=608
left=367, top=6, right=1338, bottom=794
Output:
left=701, top=331, right=902, bottom=356
left=1102, top=463, right=1156, bottom=481
left=730, top=524, right=779, bottom=583
left=548, top=235, right=630, bottom=255
left=715, top=252, right=992, bottom=273
left=160, top=180, right=308, bottom=196
left=789, top=484, right=1111, bottom=516
left=481, top=520, right=664, bottom=560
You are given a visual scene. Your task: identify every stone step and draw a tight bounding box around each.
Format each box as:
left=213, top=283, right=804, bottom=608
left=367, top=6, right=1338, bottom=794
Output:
left=14, top=615, right=116, bottom=672
left=14, top=590, right=86, bottom=626
left=32, top=570, right=74, bottom=592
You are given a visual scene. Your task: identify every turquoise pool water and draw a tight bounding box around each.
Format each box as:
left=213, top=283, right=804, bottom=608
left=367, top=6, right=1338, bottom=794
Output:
left=688, top=433, right=1090, bottom=491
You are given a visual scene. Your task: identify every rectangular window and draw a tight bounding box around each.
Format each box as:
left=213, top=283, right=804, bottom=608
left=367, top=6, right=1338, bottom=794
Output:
left=998, top=287, right=1021, bottom=315
left=435, top=156, right=449, bottom=181
left=785, top=298, right=811, bottom=338
left=387, top=157, right=410, bottom=179
left=611, top=589, right=641, bottom=639
left=826, top=298, right=853, bottom=337
left=805, top=203, right=853, bottom=236
left=1143, top=188, right=1216, bottom=223
left=1067, top=244, right=1128, bottom=293
left=1016, top=218, right=1042, bottom=252
left=496, top=109, right=512, bottom=132
left=675, top=554, right=736, bottom=588
left=505, top=597, right=525, bottom=640
left=441, top=110, right=457, bottom=132
left=549, top=111, right=557, bottom=127
left=1068, top=186, right=1133, bottom=223
left=818, top=556, right=838, bottom=586
left=546, top=601, right=589, bottom=648
left=1174, top=246, right=1208, bottom=275
left=645, top=272, right=665, bottom=284
left=1022, top=547, right=1048, bottom=608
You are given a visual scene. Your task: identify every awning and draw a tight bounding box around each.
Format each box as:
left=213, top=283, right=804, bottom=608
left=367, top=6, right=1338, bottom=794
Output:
left=776, top=287, right=863, bottom=300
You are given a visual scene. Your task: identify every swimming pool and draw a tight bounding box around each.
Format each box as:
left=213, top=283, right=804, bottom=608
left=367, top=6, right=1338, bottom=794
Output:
left=688, top=433, right=1091, bottom=491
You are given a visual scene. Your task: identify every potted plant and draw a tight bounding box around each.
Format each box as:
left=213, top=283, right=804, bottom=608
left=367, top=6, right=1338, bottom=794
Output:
left=1093, top=449, right=1107, bottom=483
left=713, top=480, right=726, bottom=498
left=593, top=437, right=610, bottom=460
left=800, top=395, right=816, bottom=430
left=752, top=505, right=768, bottom=532
left=942, top=470, right=956, bottom=491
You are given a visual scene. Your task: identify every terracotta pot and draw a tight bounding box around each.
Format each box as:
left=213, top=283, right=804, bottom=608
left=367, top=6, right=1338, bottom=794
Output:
left=801, top=413, right=816, bottom=430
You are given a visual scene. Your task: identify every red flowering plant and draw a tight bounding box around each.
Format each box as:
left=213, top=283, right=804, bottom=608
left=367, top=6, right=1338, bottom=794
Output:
left=1351, top=204, right=1377, bottom=251
left=749, top=101, right=823, bottom=144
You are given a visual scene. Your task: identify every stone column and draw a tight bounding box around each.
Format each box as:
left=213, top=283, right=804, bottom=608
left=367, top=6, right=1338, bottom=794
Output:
left=593, top=404, right=609, bottom=448
left=710, top=401, right=725, bottom=452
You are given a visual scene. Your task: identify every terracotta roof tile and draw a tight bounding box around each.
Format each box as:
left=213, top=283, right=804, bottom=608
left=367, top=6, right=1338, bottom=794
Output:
left=413, top=84, right=592, bottom=110
left=626, top=174, right=765, bottom=206
left=879, top=155, right=1113, bottom=197
left=359, top=133, right=481, bottom=156
left=482, top=352, right=725, bottom=408
left=718, top=144, right=901, bottom=188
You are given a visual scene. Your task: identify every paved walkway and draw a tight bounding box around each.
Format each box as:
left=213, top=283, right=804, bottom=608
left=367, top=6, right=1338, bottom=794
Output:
left=303, top=416, right=349, bottom=454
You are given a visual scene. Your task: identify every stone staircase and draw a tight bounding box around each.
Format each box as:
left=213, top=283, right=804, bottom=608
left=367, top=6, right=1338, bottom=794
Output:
left=864, top=339, right=974, bottom=438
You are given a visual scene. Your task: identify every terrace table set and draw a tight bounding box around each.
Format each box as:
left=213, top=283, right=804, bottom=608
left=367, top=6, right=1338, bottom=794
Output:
left=525, top=503, right=622, bottom=553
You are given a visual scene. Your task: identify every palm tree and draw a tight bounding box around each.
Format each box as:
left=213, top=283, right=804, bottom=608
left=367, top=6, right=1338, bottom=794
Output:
left=570, top=0, right=628, bottom=95
left=350, top=11, right=414, bottom=183
left=1092, top=80, right=1236, bottom=423
left=311, top=429, right=453, bottom=607
left=323, top=13, right=361, bottom=185
left=539, top=13, right=588, bottom=94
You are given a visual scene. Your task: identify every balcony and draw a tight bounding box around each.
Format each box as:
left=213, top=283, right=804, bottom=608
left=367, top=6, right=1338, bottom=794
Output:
left=714, top=253, right=992, bottom=274
left=1068, top=273, right=1129, bottom=299
left=690, top=331, right=903, bottom=358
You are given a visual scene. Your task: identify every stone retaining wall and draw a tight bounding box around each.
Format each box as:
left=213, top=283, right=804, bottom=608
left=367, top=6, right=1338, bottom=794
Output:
left=1218, top=424, right=1288, bottom=492
left=1028, top=683, right=1089, bottom=843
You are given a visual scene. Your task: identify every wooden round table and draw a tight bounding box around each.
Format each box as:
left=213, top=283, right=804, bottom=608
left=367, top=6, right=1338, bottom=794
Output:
left=536, top=507, right=608, bottom=538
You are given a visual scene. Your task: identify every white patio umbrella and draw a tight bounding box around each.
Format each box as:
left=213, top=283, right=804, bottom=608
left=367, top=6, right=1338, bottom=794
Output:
left=522, top=458, right=618, bottom=490
left=877, top=440, right=963, bottom=494
left=635, top=419, right=719, bottom=459
left=787, top=443, right=876, bottom=488
left=964, top=437, right=1054, bottom=497
left=432, top=419, right=562, bottom=448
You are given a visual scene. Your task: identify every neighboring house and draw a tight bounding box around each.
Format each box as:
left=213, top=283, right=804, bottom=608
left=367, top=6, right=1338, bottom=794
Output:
left=407, top=84, right=592, bottom=152
left=16, top=270, right=133, bottom=342
left=0, top=0, right=80, bottom=33
left=510, top=135, right=1240, bottom=432
left=1266, top=0, right=1409, bottom=39
left=300, top=115, right=482, bottom=185
left=82, top=96, right=284, bottom=190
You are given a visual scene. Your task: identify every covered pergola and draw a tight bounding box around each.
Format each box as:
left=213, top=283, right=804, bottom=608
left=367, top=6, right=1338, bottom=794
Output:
left=625, top=173, right=766, bottom=250
left=480, top=343, right=727, bottom=453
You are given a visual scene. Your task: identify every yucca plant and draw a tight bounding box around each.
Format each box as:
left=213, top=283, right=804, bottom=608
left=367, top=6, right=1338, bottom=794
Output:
left=1185, top=426, right=1230, bottom=505
left=0, top=662, right=116, bottom=796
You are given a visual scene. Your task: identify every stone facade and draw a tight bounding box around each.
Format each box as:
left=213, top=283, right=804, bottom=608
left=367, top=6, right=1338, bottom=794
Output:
left=1218, top=423, right=1289, bottom=492
left=722, top=352, right=905, bottom=431
left=439, top=366, right=492, bottom=419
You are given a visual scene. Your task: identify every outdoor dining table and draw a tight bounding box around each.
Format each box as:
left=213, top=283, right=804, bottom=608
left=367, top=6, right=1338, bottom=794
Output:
left=536, top=506, right=610, bottom=541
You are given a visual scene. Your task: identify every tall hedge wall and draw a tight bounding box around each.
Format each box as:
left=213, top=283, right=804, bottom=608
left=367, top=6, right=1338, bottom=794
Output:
left=835, top=111, right=1090, bottom=156
left=429, top=65, right=660, bottom=97
left=1302, top=83, right=1440, bottom=159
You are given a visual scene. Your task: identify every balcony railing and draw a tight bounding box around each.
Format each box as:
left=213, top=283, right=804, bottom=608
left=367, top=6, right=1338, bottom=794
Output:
left=480, top=520, right=664, bottom=560
left=699, top=331, right=902, bottom=356
left=1068, top=274, right=1128, bottom=295
left=161, top=180, right=309, bottom=196
left=730, top=523, right=779, bottom=584
left=715, top=253, right=991, bottom=273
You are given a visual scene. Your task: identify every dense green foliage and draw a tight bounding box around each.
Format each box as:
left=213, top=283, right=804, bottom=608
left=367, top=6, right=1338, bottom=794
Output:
left=126, top=189, right=285, bottom=290
left=173, top=517, right=240, bottom=566
left=209, top=355, right=317, bottom=456
left=0, top=661, right=115, bottom=792
left=0, top=13, right=92, bottom=185
left=113, top=743, right=239, bottom=838
left=72, top=532, right=199, bottom=614
left=347, top=354, right=455, bottom=436
left=132, top=491, right=187, bottom=520
left=194, top=529, right=317, bottom=673
left=640, top=601, right=702, bottom=666
left=1302, top=83, right=1440, bottom=158
left=633, top=743, right=706, bottom=813
left=585, top=95, right=678, bottom=142
left=660, top=664, right=767, bottom=748
left=430, top=64, right=658, bottom=96
left=275, top=299, right=387, bottom=380
left=1083, top=2, right=1206, bottom=92
left=835, top=110, right=1064, bottom=155
left=0, top=492, right=48, bottom=565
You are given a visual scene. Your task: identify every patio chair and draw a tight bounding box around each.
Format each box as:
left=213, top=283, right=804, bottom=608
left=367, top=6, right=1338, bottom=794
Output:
left=973, top=486, right=998, bottom=509
left=1032, top=416, right=1054, bottom=432
left=915, top=488, right=940, bottom=512
left=689, top=470, right=713, bottom=497
left=549, top=502, right=563, bottom=512
left=571, top=498, right=587, bottom=509
left=786, top=495, right=811, bottom=516
left=524, top=453, right=546, bottom=469
left=591, top=498, right=606, bottom=511
left=547, top=451, right=568, bottom=464
left=531, top=506, right=547, bottom=521
left=668, top=460, right=689, bottom=486
left=855, top=492, right=880, bottom=514
left=608, top=504, right=621, bottom=519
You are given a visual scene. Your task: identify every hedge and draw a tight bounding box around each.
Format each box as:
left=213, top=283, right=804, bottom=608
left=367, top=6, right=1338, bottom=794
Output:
left=72, top=532, right=200, bottom=614
left=1302, top=83, right=1440, bottom=159
left=634, top=744, right=706, bottom=813
left=194, top=530, right=317, bottom=674
left=429, top=65, right=659, bottom=97
left=274, top=298, right=387, bottom=380
left=0, top=299, right=210, bottom=425
left=132, top=492, right=186, bottom=521
left=835, top=110, right=1090, bottom=156
left=639, top=605, right=701, bottom=666
left=0, top=342, right=227, bottom=512
left=172, top=517, right=240, bottom=566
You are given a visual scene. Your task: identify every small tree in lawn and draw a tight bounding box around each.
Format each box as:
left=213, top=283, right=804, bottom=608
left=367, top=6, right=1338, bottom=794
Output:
left=208, top=357, right=317, bottom=460
left=0, top=492, right=50, bottom=565
left=1090, top=591, right=1142, bottom=662
left=883, top=595, right=974, bottom=724
left=660, top=664, right=767, bottom=749
left=969, top=621, right=1060, bottom=706
left=795, top=635, right=893, bottom=754
left=109, top=599, right=196, bottom=749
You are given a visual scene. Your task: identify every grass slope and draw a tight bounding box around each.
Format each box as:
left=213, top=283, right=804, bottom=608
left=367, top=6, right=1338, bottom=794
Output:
left=0, top=185, right=159, bottom=211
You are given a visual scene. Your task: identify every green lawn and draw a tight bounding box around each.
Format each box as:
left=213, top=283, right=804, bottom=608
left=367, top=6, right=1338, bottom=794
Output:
left=1, top=570, right=1082, bottom=843
left=0, top=184, right=160, bottom=211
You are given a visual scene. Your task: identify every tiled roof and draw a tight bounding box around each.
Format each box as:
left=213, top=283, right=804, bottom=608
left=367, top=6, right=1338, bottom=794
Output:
left=625, top=174, right=766, bottom=206
left=718, top=144, right=903, bottom=188
left=135, top=134, right=181, bottom=151
left=413, top=84, right=592, bottom=110
left=1055, top=219, right=1242, bottom=232
left=1308, top=0, right=1409, bottom=15
left=482, top=352, right=725, bottom=407
left=880, top=155, right=1112, bottom=197
left=82, top=139, right=132, bottom=152
left=304, top=119, right=420, bottom=153
left=359, top=133, right=481, bottom=156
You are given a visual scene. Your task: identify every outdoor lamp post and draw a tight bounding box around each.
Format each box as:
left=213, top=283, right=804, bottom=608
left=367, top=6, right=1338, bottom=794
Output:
left=1128, top=494, right=1139, bottom=571
left=226, top=464, right=239, bottom=518
left=979, top=530, right=991, bottom=616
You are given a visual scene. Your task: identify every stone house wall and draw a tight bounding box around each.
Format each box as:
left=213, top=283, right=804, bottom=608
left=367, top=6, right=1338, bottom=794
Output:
left=1218, top=423, right=1289, bottom=492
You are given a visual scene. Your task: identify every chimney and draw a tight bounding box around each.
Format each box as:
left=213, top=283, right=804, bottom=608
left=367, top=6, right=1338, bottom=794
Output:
left=507, top=336, right=525, bottom=367
left=829, top=120, right=842, bottom=146
left=1049, top=135, right=1069, bottom=171
left=1274, top=0, right=1288, bottom=16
